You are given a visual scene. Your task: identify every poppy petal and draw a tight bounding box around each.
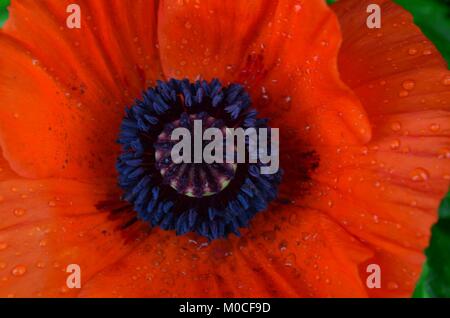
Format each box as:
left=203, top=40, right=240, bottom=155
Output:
left=0, top=0, right=162, bottom=179
left=77, top=206, right=372, bottom=297
left=158, top=0, right=372, bottom=145
left=305, top=0, right=450, bottom=297
left=0, top=176, right=142, bottom=297
left=0, top=150, right=18, bottom=182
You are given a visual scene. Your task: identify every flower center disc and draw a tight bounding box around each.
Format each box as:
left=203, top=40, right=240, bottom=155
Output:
left=154, top=112, right=237, bottom=198
left=117, top=79, right=283, bottom=240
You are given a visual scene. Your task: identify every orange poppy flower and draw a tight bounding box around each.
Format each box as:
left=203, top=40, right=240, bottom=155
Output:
left=0, top=0, right=449, bottom=298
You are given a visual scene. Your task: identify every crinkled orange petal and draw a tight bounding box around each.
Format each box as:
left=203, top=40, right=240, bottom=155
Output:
left=2, top=0, right=448, bottom=299
left=0, top=0, right=375, bottom=298
left=0, top=176, right=146, bottom=298
left=68, top=0, right=375, bottom=297
left=299, top=0, right=450, bottom=297
left=0, top=150, right=18, bottom=182
left=158, top=0, right=372, bottom=146
left=77, top=206, right=372, bottom=297
left=0, top=0, right=162, bottom=179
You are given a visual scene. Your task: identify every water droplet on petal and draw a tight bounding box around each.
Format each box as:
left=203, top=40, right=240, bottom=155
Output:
left=402, top=80, right=415, bottom=90
left=410, top=168, right=430, bottom=182
left=387, top=281, right=399, bottom=290
left=442, top=75, right=450, bottom=86
left=13, top=208, right=26, bottom=217
left=36, top=262, right=46, bottom=269
left=390, top=139, right=401, bottom=150
left=373, top=215, right=380, bottom=224
left=279, top=240, right=288, bottom=252
left=429, top=123, right=440, bottom=132
left=48, top=201, right=57, bottom=207
left=437, top=147, right=450, bottom=159
left=361, top=146, right=369, bottom=155
left=284, top=253, right=296, bottom=267
left=408, top=48, right=417, bottom=55
left=11, top=265, right=27, bottom=277
left=390, top=122, right=402, bottom=132
left=398, top=90, right=409, bottom=97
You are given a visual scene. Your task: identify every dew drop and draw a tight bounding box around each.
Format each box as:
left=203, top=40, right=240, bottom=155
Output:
left=284, top=253, right=296, bottom=267
left=402, top=80, right=415, bottom=90
left=390, top=139, right=401, bottom=150
left=408, top=48, right=417, bottom=55
left=361, top=146, right=369, bottom=155
left=429, top=123, right=440, bottom=132
left=398, top=90, right=409, bottom=97
left=0, top=242, right=8, bottom=250
left=0, top=262, right=6, bottom=270
left=48, top=201, right=57, bottom=207
left=36, top=261, right=46, bottom=269
left=11, top=265, right=27, bottom=277
left=373, top=215, right=380, bottom=224
left=387, top=281, right=399, bottom=290
left=390, top=122, right=402, bottom=132
left=410, top=168, right=430, bottom=182
left=437, top=147, right=450, bottom=159
left=13, top=208, right=26, bottom=217
left=442, top=75, right=450, bottom=86
left=279, top=240, right=288, bottom=252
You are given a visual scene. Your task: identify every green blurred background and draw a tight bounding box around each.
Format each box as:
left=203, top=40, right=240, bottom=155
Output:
left=0, top=0, right=449, bottom=298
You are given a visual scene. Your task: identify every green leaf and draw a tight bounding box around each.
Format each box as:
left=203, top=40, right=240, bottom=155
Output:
left=0, top=0, right=10, bottom=28
left=413, top=192, right=450, bottom=297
